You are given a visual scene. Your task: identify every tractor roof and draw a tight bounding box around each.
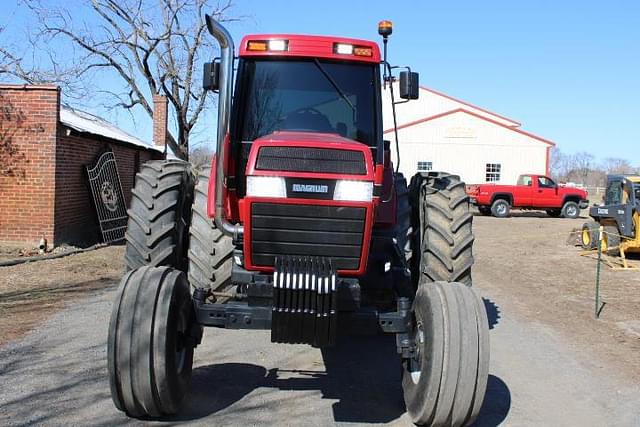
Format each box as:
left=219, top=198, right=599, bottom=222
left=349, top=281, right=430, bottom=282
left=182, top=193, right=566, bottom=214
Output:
left=239, top=34, right=381, bottom=64
left=608, top=174, right=640, bottom=183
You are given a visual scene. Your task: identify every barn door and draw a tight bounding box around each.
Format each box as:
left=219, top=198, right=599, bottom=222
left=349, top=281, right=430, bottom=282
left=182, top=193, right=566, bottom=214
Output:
left=86, top=150, right=128, bottom=243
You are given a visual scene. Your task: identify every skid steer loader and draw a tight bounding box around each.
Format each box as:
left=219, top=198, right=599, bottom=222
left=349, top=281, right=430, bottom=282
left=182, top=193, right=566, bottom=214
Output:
left=582, top=174, right=640, bottom=268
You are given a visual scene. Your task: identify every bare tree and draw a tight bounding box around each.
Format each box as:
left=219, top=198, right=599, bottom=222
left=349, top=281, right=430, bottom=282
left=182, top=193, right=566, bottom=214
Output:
left=550, top=146, right=569, bottom=180
left=1, top=0, right=242, bottom=160
left=601, top=157, right=633, bottom=175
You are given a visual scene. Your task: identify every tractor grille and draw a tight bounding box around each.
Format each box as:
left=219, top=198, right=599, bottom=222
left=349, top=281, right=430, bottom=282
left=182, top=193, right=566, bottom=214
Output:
left=255, top=146, right=366, bottom=175
left=250, top=203, right=365, bottom=270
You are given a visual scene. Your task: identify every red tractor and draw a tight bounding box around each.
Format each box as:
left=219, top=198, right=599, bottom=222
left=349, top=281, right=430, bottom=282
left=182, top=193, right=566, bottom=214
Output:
left=108, top=16, right=489, bottom=426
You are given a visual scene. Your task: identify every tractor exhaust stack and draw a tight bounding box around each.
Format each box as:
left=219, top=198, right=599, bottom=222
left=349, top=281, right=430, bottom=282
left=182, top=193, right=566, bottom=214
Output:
left=205, top=14, right=243, bottom=239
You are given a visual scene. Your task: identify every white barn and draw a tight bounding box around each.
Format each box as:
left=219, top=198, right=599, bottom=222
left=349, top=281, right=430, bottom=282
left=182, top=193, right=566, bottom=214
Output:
left=382, top=85, right=555, bottom=185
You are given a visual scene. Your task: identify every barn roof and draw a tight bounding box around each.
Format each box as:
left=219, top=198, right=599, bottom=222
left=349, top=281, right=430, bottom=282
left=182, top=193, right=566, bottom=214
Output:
left=384, top=108, right=556, bottom=146
left=60, top=106, right=162, bottom=152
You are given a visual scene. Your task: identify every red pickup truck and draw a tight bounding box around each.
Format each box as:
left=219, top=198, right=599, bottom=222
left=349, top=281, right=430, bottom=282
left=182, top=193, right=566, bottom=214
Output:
left=466, top=174, right=589, bottom=218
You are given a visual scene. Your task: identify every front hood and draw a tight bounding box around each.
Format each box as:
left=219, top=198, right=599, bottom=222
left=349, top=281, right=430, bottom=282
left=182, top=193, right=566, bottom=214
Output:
left=246, top=131, right=375, bottom=179
left=253, top=130, right=365, bottom=149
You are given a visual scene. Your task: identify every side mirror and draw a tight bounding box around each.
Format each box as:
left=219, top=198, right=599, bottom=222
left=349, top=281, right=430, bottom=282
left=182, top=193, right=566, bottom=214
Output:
left=203, top=60, right=220, bottom=91
left=399, top=71, right=419, bottom=100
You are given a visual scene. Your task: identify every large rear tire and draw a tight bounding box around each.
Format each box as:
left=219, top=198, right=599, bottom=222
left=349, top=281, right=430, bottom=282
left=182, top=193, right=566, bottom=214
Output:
left=410, top=173, right=474, bottom=286
left=108, top=266, right=197, bottom=417
left=124, top=160, right=194, bottom=271
left=187, top=167, right=234, bottom=291
left=402, top=281, right=489, bottom=426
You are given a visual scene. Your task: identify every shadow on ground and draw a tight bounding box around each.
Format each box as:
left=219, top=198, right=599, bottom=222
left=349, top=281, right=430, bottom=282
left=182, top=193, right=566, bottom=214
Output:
left=178, top=334, right=405, bottom=423
left=176, top=332, right=511, bottom=425
left=484, top=298, right=501, bottom=330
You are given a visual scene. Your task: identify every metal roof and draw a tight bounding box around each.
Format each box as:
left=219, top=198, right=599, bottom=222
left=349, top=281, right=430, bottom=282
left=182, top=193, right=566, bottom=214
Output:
left=60, top=106, right=162, bottom=152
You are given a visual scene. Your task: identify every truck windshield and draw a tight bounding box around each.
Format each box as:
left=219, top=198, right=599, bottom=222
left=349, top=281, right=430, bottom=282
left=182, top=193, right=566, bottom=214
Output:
left=237, top=59, right=377, bottom=146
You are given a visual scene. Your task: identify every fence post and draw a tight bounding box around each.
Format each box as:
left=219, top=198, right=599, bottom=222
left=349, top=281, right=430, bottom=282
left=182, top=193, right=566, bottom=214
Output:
left=595, top=225, right=604, bottom=318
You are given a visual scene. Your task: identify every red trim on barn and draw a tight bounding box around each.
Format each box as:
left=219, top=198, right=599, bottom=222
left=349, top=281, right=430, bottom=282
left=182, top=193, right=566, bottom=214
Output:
left=418, top=86, right=521, bottom=127
left=546, top=145, right=552, bottom=176
left=384, top=108, right=556, bottom=147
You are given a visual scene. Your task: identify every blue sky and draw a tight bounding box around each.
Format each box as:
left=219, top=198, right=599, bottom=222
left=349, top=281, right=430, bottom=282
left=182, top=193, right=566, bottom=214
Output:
left=4, top=0, right=640, bottom=164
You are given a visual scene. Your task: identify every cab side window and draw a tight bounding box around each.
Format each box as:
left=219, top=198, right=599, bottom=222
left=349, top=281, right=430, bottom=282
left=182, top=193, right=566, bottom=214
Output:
left=517, top=175, right=532, bottom=186
left=605, top=180, right=623, bottom=205
left=538, top=176, right=556, bottom=188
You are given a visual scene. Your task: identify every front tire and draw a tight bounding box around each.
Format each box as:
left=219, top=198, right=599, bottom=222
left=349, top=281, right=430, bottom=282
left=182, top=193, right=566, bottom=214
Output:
left=561, top=201, right=580, bottom=219
left=124, top=160, right=194, bottom=271
left=108, top=266, right=197, bottom=417
left=402, top=281, right=489, bottom=426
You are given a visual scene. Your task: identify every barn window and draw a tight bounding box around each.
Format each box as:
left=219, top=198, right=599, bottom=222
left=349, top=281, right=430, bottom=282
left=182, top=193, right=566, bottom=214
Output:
left=417, top=161, right=432, bottom=172
left=485, top=163, right=501, bottom=182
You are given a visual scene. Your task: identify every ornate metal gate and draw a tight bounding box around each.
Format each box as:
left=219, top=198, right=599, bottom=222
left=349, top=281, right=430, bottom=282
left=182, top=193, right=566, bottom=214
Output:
left=86, top=150, right=128, bottom=243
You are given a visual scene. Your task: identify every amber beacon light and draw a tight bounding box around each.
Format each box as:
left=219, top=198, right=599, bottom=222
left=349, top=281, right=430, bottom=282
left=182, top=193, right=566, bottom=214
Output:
left=378, top=20, right=393, bottom=37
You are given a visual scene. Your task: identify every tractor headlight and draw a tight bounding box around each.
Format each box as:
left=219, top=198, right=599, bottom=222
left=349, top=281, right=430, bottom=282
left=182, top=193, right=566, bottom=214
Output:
left=334, top=180, right=373, bottom=202
left=246, top=176, right=287, bottom=198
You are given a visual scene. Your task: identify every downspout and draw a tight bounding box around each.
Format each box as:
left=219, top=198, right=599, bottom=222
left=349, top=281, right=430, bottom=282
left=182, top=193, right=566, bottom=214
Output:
left=205, top=14, right=243, bottom=239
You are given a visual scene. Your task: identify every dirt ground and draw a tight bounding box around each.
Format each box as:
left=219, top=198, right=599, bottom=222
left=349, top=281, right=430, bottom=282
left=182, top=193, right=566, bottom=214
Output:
left=472, top=212, right=640, bottom=384
left=0, top=245, right=123, bottom=346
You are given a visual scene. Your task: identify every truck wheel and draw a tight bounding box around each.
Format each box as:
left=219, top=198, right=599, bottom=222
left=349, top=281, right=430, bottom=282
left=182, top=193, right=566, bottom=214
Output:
left=402, top=281, right=489, bottom=426
left=410, top=173, right=474, bottom=286
left=602, top=225, right=620, bottom=256
left=581, top=222, right=599, bottom=250
left=125, top=160, right=194, bottom=271
left=561, top=201, right=580, bottom=219
left=490, top=199, right=510, bottom=218
left=108, top=266, right=197, bottom=417
left=188, top=167, right=234, bottom=292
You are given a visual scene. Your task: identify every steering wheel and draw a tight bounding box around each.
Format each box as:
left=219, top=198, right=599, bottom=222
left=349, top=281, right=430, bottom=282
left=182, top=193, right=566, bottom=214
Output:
left=281, top=107, right=333, bottom=132
left=292, top=107, right=324, bottom=117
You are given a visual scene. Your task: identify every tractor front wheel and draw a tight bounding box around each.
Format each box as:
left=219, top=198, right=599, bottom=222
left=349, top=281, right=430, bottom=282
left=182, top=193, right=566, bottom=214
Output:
left=402, top=281, right=489, bottom=426
left=108, top=266, right=199, bottom=417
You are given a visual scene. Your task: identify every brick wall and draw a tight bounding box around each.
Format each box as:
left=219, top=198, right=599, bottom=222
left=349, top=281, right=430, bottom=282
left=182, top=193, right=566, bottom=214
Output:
left=0, top=83, right=164, bottom=247
left=54, top=132, right=161, bottom=245
left=0, top=85, right=59, bottom=245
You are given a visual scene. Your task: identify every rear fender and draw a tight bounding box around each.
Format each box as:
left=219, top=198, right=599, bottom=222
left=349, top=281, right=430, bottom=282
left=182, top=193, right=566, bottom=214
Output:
left=490, top=193, right=513, bottom=206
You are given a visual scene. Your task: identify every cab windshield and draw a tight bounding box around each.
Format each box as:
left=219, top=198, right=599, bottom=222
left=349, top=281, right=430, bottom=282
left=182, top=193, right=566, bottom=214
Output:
left=236, top=59, right=377, bottom=146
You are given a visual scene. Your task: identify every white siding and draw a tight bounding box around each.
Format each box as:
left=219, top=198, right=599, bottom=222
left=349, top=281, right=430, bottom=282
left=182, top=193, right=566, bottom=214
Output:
left=387, top=110, right=549, bottom=185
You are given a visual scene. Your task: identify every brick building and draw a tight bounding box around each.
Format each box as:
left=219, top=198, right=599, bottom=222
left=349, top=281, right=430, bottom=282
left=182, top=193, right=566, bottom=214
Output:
left=0, top=84, right=164, bottom=247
